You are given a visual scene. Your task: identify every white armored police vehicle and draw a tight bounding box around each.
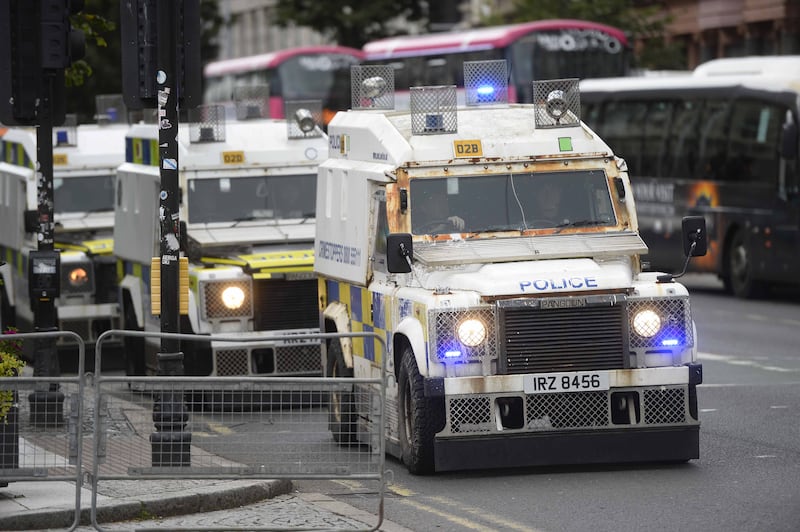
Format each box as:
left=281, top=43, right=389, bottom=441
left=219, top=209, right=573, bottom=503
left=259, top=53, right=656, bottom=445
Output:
left=0, top=96, right=127, bottom=370
left=114, top=95, right=326, bottom=378
left=315, top=62, right=708, bottom=474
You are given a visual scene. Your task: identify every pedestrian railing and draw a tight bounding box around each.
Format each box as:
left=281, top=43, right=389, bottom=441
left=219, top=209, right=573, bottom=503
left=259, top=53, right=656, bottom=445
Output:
left=0, top=330, right=86, bottom=531
left=89, top=329, right=387, bottom=532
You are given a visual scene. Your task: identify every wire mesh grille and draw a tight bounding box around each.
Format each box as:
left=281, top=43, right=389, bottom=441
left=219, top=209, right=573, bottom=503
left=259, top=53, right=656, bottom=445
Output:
left=275, top=344, right=322, bottom=374
left=215, top=349, right=250, bottom=376
left=189, top=104, right=226, bottom=143
left=448, top=396, right=492, bottom=433
left=643, top=387, right=687, bottom=424
left=526, top=391, right=609, bottom=429
left=351, top=65, right=394, bottom=110
left=464, top=60, right=508, bottom=106
left=628, top=297, right=693, bottom=348
left=234, top=84, right=270, bottom=120
left=285, top=100, right=323, bottom=139
left=201, top=280, right=253, bottom=320
left=94, top=94, right=127, bottom=124
left=444, top=386, right=692, bottom=436
left=410, top=85, right=457, bottom=135
left=532, top=78, right=581, bottom=128
left=431, top=307, right=497, bottom=362
left=53, top=114, right=78, bottom=146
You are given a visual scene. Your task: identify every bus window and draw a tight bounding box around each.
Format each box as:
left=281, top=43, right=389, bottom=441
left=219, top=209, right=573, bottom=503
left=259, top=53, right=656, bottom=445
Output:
left=603, top=100, right=647, bottom=175
left=642, top=100, right=673, bottom=177
left=665, top=99, right=701, bottom=178
left=697, top=99, right=731, bottom=180
left=727, top=99, right=784, bottom=183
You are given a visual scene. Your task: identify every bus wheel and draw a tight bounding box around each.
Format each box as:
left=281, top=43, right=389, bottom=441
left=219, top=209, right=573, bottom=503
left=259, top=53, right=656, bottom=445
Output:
left=398, top=346, right=443, bottom=475
left=327, top=337, right=357, bottom=445
left=728, top=229, right=763, bottom=299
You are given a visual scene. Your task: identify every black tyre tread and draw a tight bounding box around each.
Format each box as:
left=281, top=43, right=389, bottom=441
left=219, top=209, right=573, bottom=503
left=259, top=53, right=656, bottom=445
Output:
left=398, top=347, right=444, bottom=475
left=728, top=229, right=764, bottom=299
left=327, top=338, right=357, bottom=445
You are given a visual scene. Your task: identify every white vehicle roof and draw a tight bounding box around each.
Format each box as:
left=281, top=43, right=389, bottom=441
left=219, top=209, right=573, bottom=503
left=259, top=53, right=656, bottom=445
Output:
left=580, top=55, right=800, bottom=95
left=124, top=119, right=326, bottom=170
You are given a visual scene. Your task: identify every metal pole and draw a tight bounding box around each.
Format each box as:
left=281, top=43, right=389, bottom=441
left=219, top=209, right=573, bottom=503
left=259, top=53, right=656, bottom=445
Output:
left=28, top=69, right=65, bottom=427
left=150, top=0, right=190, bottom=466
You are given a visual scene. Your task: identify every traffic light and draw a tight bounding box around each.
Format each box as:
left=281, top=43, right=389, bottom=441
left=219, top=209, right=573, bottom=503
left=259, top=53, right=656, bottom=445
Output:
left=120, top=0, right=201, bottom=110
left=0, top=0, right=86, bottom=126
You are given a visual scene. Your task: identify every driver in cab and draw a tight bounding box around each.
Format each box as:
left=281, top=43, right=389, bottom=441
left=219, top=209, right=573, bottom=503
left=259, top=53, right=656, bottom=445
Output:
left=411, top=180, right=466, bottom=234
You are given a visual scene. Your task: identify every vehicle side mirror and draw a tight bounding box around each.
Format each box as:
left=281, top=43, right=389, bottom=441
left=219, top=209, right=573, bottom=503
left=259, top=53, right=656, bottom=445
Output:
left=24, top=210, right=39, bottom=233
left=387, top=233, right=413, bottom=273
left=682, top=216, right=707, bottom=257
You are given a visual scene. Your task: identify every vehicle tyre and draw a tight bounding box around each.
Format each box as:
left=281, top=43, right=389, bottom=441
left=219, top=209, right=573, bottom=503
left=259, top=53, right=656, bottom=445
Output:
left=398, top=345, right=444, bottom=475
left=727, top=229, right=764, bottom=299
left=123, top=296, right=145, bottom=376
left=327, top=337, right=357, bottom=445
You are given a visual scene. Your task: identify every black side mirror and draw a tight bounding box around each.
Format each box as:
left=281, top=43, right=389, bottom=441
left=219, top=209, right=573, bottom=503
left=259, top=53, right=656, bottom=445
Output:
left=682, top=216, right=707, bottom=257
left=387, top=233, right=413, bottom=273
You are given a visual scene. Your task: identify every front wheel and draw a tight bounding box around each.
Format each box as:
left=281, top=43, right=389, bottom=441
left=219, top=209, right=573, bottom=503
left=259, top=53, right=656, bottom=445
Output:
left=122, top=296, right=145, bottom=376
left=326, top=337, right=357, bottom=445
left=397, top=346, right=444, bottom=475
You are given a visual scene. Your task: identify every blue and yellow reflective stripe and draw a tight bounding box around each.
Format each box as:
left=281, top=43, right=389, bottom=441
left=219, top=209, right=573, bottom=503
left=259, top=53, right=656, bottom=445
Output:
left=0, top=140, right=33, bottom=168
left=125, top=137, right=159, bottom=165
left=117, top=259, right=151, bottom=292
left=0, top=246, right=31, bottom=276
left=325, top=279, right=394, bottom=365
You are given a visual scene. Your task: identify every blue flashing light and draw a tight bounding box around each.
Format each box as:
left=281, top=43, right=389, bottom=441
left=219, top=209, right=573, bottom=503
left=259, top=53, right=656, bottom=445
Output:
left=477, top=85, right=495, bottom=96
left=56, top=130, right=69, bottom=145
left=661, top=339, right=679, bottom=346
left=444, top=350, right=462, bottom=359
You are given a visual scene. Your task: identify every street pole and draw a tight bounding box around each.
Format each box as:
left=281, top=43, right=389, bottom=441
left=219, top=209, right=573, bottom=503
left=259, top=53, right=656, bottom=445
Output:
left=150, top=0, right=190, bottom=466
left=28, top=70, right=64, bottom=427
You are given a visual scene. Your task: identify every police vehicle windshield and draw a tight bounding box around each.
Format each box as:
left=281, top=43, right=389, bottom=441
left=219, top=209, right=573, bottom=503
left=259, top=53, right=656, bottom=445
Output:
left=54, top=175, right=115, bottom=214
left=187, top=174, right=317, bottom=224
left=410, top=170, right=617, bottom=235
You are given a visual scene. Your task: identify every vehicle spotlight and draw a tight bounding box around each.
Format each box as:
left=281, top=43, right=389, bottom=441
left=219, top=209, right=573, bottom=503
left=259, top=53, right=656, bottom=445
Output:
left=545, top=90, right=567, bottom=120
left=457, top=318, right=487, bottom=347
left=362, top=76, right=388, bottom=99
left=294, top=108, right=316, bottom=133
left=632, top=309, right=661, bottom=338
left=221, top=285, right=246, bottom=310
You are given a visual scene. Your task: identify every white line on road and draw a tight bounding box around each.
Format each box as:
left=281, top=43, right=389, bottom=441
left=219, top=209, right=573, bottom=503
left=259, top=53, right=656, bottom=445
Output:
left=698, top=352, right=798, bottom=373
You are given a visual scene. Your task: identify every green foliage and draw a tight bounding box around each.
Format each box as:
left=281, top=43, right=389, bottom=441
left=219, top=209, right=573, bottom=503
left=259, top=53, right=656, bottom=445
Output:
left=273, top=0, right=426, bottom=49
left=64, top=0, right=223, bottom=123
left=0, top=328, right=24, bottom=423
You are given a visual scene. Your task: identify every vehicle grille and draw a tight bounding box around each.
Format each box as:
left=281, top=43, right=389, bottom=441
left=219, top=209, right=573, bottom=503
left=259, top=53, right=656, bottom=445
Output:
left=253, top=279, right=318, bottom=331
left=498, top=298, right=626, bottom=374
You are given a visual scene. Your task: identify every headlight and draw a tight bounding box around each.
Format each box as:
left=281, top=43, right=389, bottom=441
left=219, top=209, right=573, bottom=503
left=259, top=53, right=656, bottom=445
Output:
left=221, top=286, right=245, bottom=309
left=457, top=318, right=487, bottom=347
left=67, top=267, right=89, bottom=287
left=632, top=309, right=661, bottom=338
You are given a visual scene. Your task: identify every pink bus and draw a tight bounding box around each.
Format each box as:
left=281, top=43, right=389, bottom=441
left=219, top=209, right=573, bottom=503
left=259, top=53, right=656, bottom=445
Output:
left=203, top=45, right=364, bottom=123
left=363, top=19, right=631, bottom=105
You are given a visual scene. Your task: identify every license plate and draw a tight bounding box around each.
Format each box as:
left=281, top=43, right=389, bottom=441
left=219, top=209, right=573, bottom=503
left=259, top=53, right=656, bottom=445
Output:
left=523, top=371, right=610, bottom=394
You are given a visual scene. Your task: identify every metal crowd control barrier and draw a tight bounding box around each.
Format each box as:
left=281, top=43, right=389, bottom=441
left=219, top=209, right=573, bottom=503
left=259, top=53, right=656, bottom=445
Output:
left=0, top=330, right=86, bottom=531
left=91, top=329, right=387, bottom=532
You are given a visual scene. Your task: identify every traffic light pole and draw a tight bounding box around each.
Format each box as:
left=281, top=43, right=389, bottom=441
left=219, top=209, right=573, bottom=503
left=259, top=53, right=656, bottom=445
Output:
left=29, top=71, right=65, bottom=427
left=150, top=0, right=190, bottom=467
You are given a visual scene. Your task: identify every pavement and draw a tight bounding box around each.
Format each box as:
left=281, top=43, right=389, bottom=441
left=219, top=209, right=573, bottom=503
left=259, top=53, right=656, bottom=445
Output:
left=1, top=372, right=411, bottom=532
left=0, top=476, right=410, bottom=531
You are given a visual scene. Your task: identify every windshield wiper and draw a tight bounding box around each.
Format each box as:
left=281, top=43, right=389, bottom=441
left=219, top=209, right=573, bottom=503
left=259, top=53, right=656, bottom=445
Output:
left=554, top=219, right=608, bottom=234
